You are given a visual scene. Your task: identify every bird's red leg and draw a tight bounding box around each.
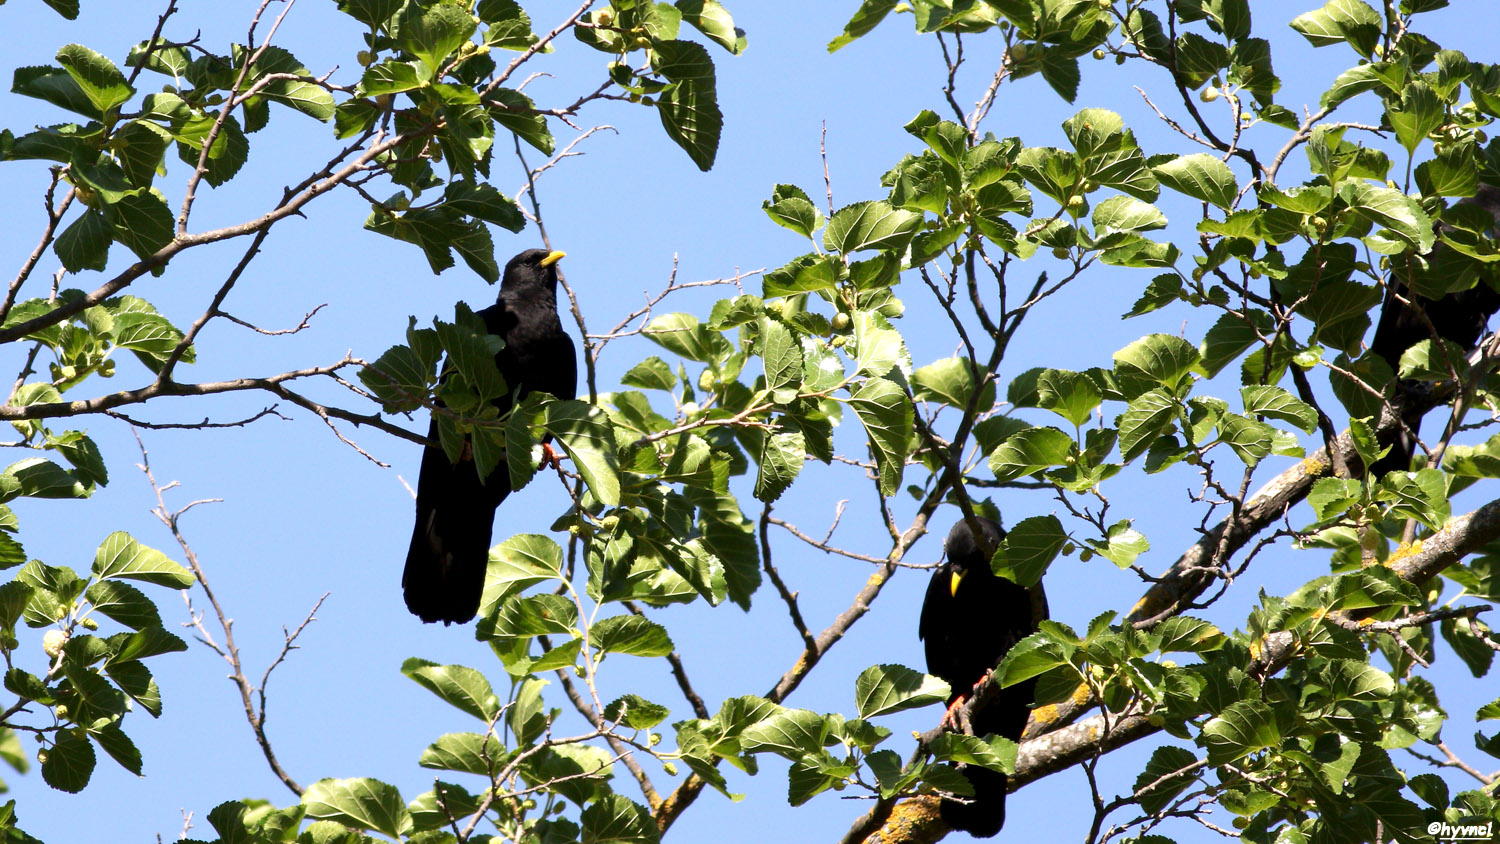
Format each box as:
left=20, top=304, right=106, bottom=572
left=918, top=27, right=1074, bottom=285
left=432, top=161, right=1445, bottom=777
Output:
left=538, top=441, right=563, bottom=470
left=941, top=695, right=968, bottom=730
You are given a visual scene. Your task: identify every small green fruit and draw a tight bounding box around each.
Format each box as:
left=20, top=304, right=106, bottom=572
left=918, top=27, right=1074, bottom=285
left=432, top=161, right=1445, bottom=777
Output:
left=1093, top=49, right=1106, bottom=60
left=831, top=312, right=851, bottom=332
left=1200, top=87, right=1220, bottom=103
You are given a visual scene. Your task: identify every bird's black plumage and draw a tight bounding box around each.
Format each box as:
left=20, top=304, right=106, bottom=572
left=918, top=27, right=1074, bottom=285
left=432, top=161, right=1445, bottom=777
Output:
left=1369, top=185, right=1500, bottom=473
left=919, top=517, right=1037, bottom=838
left=403, top=249, right=577, bottom=625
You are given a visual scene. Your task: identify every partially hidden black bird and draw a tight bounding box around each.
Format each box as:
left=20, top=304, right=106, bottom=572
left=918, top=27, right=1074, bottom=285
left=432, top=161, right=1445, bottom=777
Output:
left=404, top=248, right=576, bottom=625
left=919, top=516, right=1039, bottom=838
left=1368, top=184, right=1500, bottom=474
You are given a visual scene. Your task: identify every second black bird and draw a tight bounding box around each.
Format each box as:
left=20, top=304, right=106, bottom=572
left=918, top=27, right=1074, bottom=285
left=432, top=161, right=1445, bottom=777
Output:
left=919, top=516, right=1038, bottom=838
left=403, top=249, right=577, bottom=625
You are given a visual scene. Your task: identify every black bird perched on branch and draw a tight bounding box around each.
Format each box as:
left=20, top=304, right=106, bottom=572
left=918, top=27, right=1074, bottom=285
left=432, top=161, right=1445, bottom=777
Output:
left=1369, top=184, right=1500, bottom=474
left=403, top=248, right=576, bottom=625
left=919, top=516, right=1039, bottom=838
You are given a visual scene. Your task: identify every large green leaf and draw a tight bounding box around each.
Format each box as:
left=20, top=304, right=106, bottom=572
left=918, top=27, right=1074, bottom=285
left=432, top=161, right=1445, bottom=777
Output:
left=92, top=532, right=193, bottom=588
left=302, top=778, right=413, bottom=840
left=545, top=400, right=620, bottom=507
left=823, top=200, right=923, bottom=254
left=400, top=658, right=499, bottom=721
left=853, top=664, right=949, bottom=718
left=652, top=40, right=722, bottom=171
left=847, top=377, right=912, bottom=496
left=589, top=615, right=673, bottom=658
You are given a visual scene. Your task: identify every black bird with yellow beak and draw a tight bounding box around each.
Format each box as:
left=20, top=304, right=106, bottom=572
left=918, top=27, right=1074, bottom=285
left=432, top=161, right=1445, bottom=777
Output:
left=919, top=516, right=1038, bottom=837
left=403, top=248, right=577, bottom=625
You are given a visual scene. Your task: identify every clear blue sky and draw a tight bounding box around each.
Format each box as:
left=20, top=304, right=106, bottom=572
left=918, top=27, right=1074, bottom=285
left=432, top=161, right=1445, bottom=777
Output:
left=1, top=1, right=1498, bottom=842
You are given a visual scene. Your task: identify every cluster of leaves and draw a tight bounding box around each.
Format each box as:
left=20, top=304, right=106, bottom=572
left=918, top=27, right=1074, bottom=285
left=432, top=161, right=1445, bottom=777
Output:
left=346, top=0, right=745, bottom=277
left=0, top=532, right=195, bottom=796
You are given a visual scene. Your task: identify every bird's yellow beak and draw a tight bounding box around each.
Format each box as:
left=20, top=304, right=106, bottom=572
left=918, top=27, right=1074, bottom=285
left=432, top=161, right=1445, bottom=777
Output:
left=540, top=250, right=566, bottom=267
left=950, top=569, right=965, bottom=597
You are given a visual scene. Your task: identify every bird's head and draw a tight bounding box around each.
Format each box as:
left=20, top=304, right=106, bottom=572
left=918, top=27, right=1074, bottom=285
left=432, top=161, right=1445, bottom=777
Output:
left=501, top=248, right=566, bottom=291
left=944, top=515, right=1004, bottom=597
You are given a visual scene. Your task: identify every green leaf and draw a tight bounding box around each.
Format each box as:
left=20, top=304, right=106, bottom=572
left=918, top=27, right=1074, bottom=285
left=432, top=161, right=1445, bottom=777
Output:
left=1202, top=699, right=1281, bottom=764
left=994, top=515, right=1068, bottom=588
left=1388, top=80, right=1442, bottom=155
left=1036, top=368, right=1102, bottom=427
left=418, top=733, right=503, bottom=776
left=753, top=429, right=803, bottom=503
left=676, top=0, right=744, bottom=53
left=589, top=615, right=673, bottom=658
left=988, top=427, right=1073, bottom=481
left=852, top=311, right=907, bottom=378
left=652, top=41, right=722, bottom=171
left=11, top=65, right=97, bottom=119
left=1117, top=388, right=1177, bottom=462
left=642, top=313, right=730, bottom=363
left=1153, top=616, right=1224, bottom=653
left=1134, top=745, right=1200, bottom=814
left=912, top=357, right=990, bottom=410
left=738, top=708, right=829, bottom=757
left=84, top=581, right=161, bottom=630
left=1216, top=413, right=1275, bottom=466
left=823, top=200, right=923, bottom=254
left=758, top=317, right=803, bottom=398
left=1309, top=477, right=1363, bottom=521
left=929, top=733, right=1016, bottom=774
left=828, top=0, right=898, bottom=52
left=1152, top=153, right=1238, bottom=210
left=762, top=184, right=823, bottom=239
left=335, top=0, right=403, bottom=27
left=41, top=729, right=94, bottom=793
left=546, top=400, right=620, bottom=507
left=490, top=87, right=555, bottom=155
left=579, top=793, right=658, bottom=844
left=92, top=532, right=194, bottom=588
left=1290, top=0, right=1381, bottom=58
left=54, top=209, right=111, bottom=273
left=100, top=189, right=173, bottom=262
left=1113, top=334, right=1200, bottom=398
left=762, top=253, right=839, bottom=297
left=1339, top=180, right=1436, bottom=253
left=400, top=658, right=499, bottom=721
left=1241, top=385, right=1317, bottom=433
left=621, top=357, right=677, bottom=392
left=55, top=44, right=133, bottom=116
left=853, top=664, right=950, bottom=718
left=847, top=377, right=912, bottom=496
left=1087, top=520, right=1150, bottom=568
left=1092, top=195, right=1167, bottom=240
left=604, top=694, right=671, bottom=730
left=92, top=723, right=141, bottom=775
left=992, top=631, right=1075, bottom=687
left=41, top=0, right=80, bottom=18
left=1326, top=659, right=1395, bottom=701
left=397, top=1, right=477, bottom=75
left=302, top=778, right=413, bottom=840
